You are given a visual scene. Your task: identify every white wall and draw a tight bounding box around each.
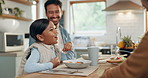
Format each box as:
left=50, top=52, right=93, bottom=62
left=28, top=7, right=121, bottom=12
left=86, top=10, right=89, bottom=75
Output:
left=65, top=0, right=146, bottom=45
left=1, top=0, right=33, bottom=33
left=95, top=0, right=145, bottom=44
left=104, top=11, right=145, bottom=44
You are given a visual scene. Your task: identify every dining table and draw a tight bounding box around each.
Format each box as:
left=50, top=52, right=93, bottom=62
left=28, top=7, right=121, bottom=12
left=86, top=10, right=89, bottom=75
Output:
left=16, top=55, right=118, bottom=78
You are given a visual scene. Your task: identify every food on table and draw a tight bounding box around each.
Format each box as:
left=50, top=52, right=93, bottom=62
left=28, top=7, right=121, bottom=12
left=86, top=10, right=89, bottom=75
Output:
left=76, top=62, right=83, bottom=64
left=107, top=56, right=126, bottom=63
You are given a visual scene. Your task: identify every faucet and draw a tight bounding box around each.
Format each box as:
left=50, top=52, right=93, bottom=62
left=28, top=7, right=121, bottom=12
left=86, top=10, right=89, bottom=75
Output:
left=110, top=27, right=122, bottom=55
left=116, top=27, right=122, bottom=46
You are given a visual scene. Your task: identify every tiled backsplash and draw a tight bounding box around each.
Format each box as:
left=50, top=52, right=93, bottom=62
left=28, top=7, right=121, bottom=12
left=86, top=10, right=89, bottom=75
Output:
left=92, top=12, right=145, bottom=45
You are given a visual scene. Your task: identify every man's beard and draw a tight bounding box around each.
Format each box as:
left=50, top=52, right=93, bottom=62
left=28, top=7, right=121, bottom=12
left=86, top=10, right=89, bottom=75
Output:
left=49, top=16, right=61, bottom=26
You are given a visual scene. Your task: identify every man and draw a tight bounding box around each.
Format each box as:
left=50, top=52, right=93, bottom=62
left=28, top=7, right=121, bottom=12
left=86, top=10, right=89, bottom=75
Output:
left=29, top=0, right=76, bottom=61
left=100, top=0, right=148, bottom=78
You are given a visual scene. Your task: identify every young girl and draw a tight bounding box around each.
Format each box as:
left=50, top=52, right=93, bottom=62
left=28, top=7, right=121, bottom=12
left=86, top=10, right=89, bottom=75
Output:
left=19, top=19, right=61, bottom=76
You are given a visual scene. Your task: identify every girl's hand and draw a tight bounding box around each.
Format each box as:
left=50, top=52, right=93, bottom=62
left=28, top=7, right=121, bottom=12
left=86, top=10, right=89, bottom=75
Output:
left=51, top=57, right=61, bottom=68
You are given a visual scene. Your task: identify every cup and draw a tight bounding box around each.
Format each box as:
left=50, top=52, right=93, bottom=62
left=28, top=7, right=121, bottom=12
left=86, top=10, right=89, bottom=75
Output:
left=88, top=46, right=99, bottom=66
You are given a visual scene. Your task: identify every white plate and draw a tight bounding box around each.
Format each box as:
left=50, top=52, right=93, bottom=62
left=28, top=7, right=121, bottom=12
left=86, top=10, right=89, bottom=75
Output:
left=63, top=59, right=91, bottom=69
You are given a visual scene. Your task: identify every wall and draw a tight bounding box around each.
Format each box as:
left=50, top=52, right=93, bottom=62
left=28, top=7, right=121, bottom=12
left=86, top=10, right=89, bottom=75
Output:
left=1, top=0, right=33, bottom=33
left=96, top=0, right=145, bottom=44
left=66, top=0, right=145, bottom=45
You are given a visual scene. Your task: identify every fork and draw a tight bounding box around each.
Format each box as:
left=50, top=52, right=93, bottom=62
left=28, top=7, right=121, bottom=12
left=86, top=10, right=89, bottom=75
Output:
left=67, top=70, right=83, bottom=74
left=52, top=69, right=83, bottom=74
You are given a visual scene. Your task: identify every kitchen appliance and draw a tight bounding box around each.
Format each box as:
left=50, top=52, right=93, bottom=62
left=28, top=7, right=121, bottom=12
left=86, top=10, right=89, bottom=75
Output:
left=0, top=32, right=24, bottom=52
left=99, top=47, right=111, bottom=54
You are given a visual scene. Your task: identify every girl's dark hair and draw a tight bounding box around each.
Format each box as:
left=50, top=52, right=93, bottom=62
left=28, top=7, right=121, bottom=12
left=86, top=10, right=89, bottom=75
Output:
left=44, top=0, right=62, bottom=13
left=30, top=19, right=49, bottom=41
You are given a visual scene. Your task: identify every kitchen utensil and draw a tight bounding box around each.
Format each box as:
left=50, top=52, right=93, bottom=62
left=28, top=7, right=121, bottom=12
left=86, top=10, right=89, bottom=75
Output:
left=52, top=69, right=83, bottom=74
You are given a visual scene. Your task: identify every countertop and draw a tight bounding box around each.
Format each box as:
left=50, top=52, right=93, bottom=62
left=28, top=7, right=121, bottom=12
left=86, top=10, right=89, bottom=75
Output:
left=0, top=51, right=24, bottom=56
left=74, top=46, right=110, bottom=50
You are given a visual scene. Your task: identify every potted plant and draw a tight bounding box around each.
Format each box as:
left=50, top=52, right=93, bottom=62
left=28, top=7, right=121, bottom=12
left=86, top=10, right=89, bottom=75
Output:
left=0, top=0, right=5, bottom=15
left=14, top=7, right=24, bottom=17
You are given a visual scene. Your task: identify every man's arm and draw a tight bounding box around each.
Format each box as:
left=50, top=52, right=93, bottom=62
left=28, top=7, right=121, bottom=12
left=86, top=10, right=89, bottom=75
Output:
left=59, top=26, right=77, bottom=60
left=100, top=32, right=148, bottom=78
left=60, top=50, right=77, bottom=61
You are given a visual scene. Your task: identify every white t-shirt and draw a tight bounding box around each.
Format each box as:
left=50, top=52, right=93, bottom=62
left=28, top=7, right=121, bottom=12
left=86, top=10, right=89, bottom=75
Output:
left=56, top=28, right=64, bottom=52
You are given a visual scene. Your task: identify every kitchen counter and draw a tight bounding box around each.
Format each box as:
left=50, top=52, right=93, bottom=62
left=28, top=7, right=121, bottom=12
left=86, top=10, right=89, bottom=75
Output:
left=74, top=46, right=111, bottom=58
left=0, top=51, right=24, bottom=56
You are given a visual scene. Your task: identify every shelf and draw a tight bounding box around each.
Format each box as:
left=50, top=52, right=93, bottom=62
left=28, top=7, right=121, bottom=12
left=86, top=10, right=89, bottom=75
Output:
left=0, top=14, right=32, bottom=21
left=10, top=0, right=33, bottom=6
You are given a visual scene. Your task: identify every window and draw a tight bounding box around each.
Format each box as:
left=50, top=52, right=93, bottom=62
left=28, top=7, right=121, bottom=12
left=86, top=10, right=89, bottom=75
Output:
left=70, top=2, right=106, bottom=36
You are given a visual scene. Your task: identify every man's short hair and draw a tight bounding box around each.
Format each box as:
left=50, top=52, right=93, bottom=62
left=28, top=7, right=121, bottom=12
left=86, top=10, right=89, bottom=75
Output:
left=44, top=0, right=62, bottom=13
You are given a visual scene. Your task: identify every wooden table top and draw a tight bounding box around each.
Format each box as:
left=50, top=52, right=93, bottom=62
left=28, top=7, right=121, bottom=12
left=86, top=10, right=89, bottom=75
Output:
left=17, top=63, right=116, bottom=78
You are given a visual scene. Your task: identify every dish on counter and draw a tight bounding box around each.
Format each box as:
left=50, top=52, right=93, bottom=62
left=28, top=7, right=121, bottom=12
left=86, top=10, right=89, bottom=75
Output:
left=63, top=59, right=91, bottom=69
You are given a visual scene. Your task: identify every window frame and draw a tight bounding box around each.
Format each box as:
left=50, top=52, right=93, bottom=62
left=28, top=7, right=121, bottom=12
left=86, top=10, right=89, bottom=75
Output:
left=69, top=0, right=107, bottom=36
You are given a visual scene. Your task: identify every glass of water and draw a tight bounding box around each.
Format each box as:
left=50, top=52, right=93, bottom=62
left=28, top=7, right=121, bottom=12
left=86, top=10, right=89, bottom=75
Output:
left=110, top=45, right=120, bottom=56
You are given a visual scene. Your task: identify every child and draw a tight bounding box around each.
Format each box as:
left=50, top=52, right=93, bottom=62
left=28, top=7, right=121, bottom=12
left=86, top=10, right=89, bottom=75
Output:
left=18, top=19, right=61, bottom=76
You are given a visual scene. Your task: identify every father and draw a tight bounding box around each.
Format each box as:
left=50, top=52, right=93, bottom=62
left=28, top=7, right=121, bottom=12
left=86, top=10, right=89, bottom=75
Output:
left=29, top=0, right=76, bottom=60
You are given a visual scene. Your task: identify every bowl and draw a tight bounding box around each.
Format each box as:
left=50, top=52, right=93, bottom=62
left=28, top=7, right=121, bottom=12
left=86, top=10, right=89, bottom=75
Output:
left=119, top=48, right=134, bottom=58
left=63, top=59, right=91, bottom=69
left=0, top=18, right=20, bottom=32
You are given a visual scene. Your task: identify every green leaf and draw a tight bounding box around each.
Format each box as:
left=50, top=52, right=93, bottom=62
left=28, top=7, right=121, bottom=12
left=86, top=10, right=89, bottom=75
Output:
left=0, top=0, right=5, bottom=4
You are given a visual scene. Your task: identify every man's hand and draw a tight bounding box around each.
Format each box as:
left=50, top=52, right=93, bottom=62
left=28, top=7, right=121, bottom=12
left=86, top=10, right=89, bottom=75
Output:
left=62, top=42, right=72, bottom=52
left=51, top=57, right=61, bottom=68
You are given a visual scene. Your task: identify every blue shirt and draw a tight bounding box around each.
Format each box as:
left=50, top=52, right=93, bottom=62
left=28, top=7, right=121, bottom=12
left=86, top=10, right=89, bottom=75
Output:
left=24, top=48, right=53, bottom=73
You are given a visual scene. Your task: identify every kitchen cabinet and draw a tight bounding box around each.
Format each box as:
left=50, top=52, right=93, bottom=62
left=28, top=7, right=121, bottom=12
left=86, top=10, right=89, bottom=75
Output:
left=0, top=52, right=24, bottom=78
